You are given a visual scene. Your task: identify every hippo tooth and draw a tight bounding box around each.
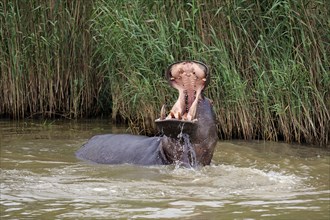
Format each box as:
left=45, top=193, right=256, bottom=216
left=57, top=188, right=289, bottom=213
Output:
left=160, top=104, right=166, bottom=119
left=170, top=77, right=175, bottom=81
left=202, top=78, right=207, bottom=81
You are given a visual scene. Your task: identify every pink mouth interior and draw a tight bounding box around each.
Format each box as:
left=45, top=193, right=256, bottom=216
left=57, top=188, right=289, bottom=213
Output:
left=162, top=61, right=208, bottom=121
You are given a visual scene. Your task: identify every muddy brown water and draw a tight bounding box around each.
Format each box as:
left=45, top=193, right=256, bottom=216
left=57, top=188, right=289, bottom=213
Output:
left=0, top=120, right=329, bottom=219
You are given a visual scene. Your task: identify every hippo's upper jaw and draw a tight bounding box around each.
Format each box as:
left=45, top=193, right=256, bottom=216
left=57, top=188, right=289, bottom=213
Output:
left=155, top=61, right=218, bottom=167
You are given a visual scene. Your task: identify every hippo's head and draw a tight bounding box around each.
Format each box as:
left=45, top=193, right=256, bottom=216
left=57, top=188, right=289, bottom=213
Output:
left=155, top=61, right=218, bottom=167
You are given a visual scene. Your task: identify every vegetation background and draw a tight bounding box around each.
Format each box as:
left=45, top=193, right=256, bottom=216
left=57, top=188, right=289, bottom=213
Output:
left=1, top=0, right=329, bottom=147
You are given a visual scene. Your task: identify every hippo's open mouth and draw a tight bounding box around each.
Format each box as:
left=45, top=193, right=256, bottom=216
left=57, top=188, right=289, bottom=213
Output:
left=155, top=61, right=209, bottom=136
left=159, top=61, right=209, bottom=121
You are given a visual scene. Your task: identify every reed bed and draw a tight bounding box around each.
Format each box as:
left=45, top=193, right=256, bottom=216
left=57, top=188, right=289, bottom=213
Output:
left=0, top=0, right=106, bottom=118
left=1, top=0, right=329, bottom=146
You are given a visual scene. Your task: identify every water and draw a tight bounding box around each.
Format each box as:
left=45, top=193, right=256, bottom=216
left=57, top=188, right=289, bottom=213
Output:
left=0, top=119, right=329, bottom=219
left=168, top=131, right=197, bottom=168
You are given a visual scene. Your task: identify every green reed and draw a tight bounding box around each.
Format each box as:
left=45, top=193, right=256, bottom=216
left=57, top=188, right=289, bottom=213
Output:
left=91, top=0, right=329, bottom=146
left=1, top=0, right=329, bottom=146
left=0, top=0, right=104, bottom=118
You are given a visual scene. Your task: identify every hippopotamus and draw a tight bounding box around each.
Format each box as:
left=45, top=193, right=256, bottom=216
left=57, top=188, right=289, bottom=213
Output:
left=76, top=61, right=218, bottom=167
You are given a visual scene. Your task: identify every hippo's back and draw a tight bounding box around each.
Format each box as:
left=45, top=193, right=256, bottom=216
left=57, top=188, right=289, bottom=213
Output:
left=76, top=134, right=165, bottom=165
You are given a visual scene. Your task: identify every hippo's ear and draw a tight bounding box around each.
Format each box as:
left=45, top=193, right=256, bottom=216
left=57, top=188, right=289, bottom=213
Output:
left=165, top=60, right=210, bottom=90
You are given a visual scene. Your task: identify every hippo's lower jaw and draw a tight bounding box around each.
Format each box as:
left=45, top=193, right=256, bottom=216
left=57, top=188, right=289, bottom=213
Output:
left=75, top=61, right=218, bottom=167
left=156, top=96, right=218, bottom=167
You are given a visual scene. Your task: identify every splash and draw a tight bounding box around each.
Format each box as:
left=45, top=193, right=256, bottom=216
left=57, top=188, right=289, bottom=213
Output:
left=176, top=124, right=197, bottom=168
